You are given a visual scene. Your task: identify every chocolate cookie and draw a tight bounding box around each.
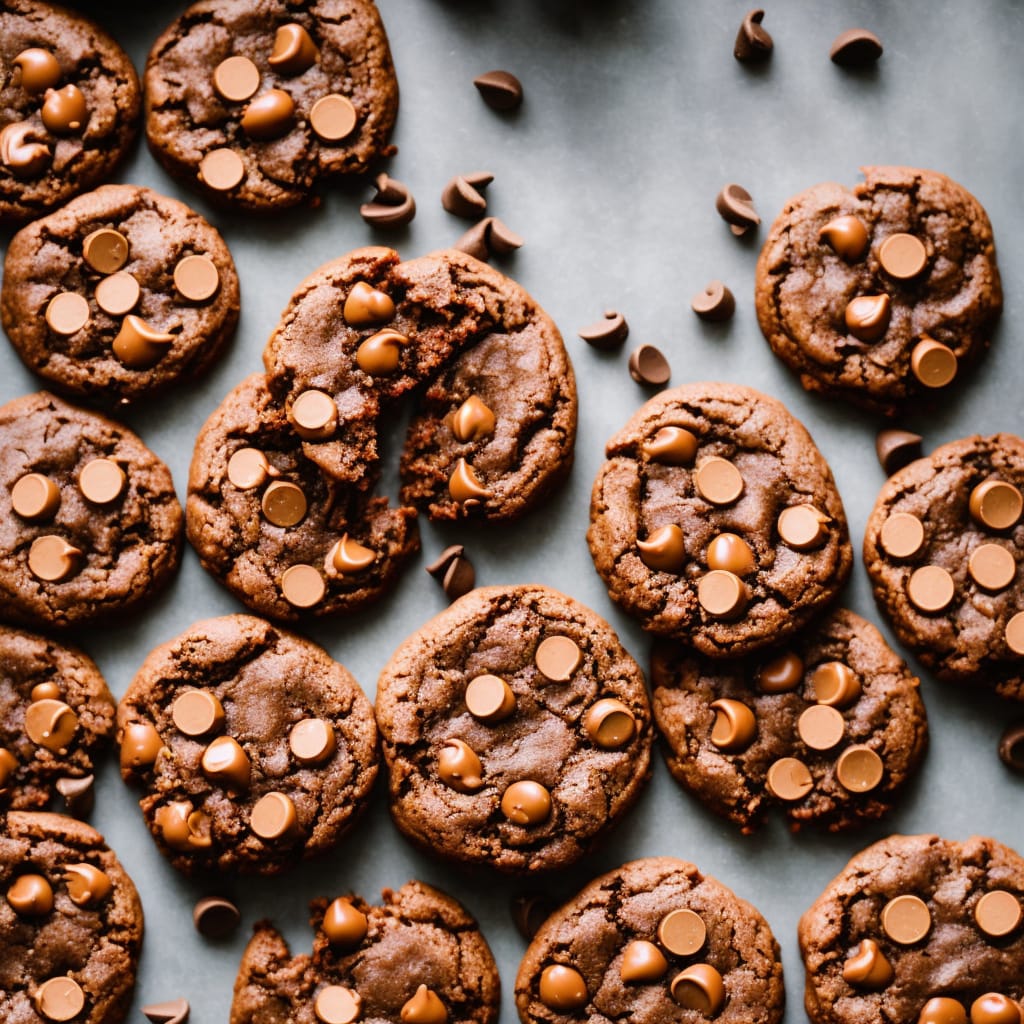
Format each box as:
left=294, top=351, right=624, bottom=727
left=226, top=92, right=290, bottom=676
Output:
left=864, top=434, right=1024, bottom=701
left=515, top=857, right=784, bottom=1024
left=0, top=392, right=183, bottom=629
left=799, top=834, right=1024, bottom=1024
left=650, top=608, right=928, bottom=833
left=1, top=185, right=239, bottom=405
left=117, top=614, right=378, bottom=875
left=587, top=382, right=852, bottom=657
left=755, top=166, right=1002, bottom=411
left=231, top=881, right=500, bottom=1024
left=0, top=625, right=115, bottom=814
left=0, top=810, right=143, bottom=1024
left=375, top=584, right=652, bottom=874
left=145, top=0, right=398, bottom=212
left=0, top=1, right=141, bottom=226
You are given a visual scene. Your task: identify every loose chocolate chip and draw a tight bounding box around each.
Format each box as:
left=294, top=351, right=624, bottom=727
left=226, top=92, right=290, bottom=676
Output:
left=454, top=217, right=523, bottom=262
left=442, top=556, right=475, bottom=601
left=56, top=774, right=94, bottom=818
left=193, top=896, right=241, bottom=939
left=830, top=28, right=884, bottom=66
left=690, top=281, right=735, bottom=322
left=488, top=217, right=523, bottom=255
left=998, top=721, right=1024, bottom=774
left=360, top=173, right=416, bottom=227
left=425, top=545, right=465, bottom=579
left=441, top=171, right=493, bottom=218
left=715, top=183, right=760, bottom=235
left=734, top=9, right=773, bottom=62
left=142, top=999, right=190, bottom=1024
left=628, top=345, right=670, bottom=386
left=578, top=310, right=629, bottom=350
left=876, top=429, right=923, bottom=475
left=473, top=69, right=523, bottom=111
left=511, top=893, right=556, bottom=941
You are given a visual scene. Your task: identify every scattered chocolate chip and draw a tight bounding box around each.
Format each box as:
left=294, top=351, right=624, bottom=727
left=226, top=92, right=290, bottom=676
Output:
left=715, top=183, right=760, bottom=236
left=998, top=721, right=1024, bottom=774
left=56, top=775, right=94, bottom=818
left=690, top=281, right=735, bottom=322
left=193, top=896, right=241, bottom=939
left=142, top=999, right=190, bottom=1024
left=875, top=429, right=924, bottom=475
left=441, top=171, right=493, bottom=218
left=425, top=545, right=465, bottom=579
left=734, top=9, right=773, bottom=62
left=578, top=310, right=629, bottom=350
left=830, top=28, right=883, bottom=66
left=443, top=556, right=476, bottom=601
left=454, top=217, right=523, bottom=262
left=511, top=893, right=557, bottom=940
left=473, top=69, right=523, bottom=111
left=628, top=345, right=671, bottom=387
left=359, top=172, right=416, bottom=227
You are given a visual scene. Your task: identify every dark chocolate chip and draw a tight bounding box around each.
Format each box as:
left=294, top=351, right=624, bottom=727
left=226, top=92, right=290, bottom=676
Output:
left=715, top=183, right=760, bottom=236
left=56, top=774, right=94, bottom=818
left=143, top=999, right=190, bottom=1024
left=454, top=217, right=523, bottom=262
left=628, top=345, right=671, bottom=387
left=875, top=429, right=924, bottom=476
left=193, top=896, right=241, bottom=939
left=443, top=556, right=476, bottom=601
left=442, top=172, right=493, bottom=219
left=578, top=310, right=629, bottom=350
left=473, top=70, right=523, bottom=111
left=425, top=545, right=465, bottom=579
left=360, top=173, right=416, bottom=227
left=998, top=721, right=1024, bottom=774
left=691, top=281, right=736, bottom=322
left=511, top=893, right=557, bottom=940
left=830, top=28, right=883, bottom=66
left=734, top=9, right=773, bottom=62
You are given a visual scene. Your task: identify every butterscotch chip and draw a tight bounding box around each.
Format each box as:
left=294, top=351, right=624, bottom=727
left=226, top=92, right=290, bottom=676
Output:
left=706, top=533, right=755, bottom=575
left=199, top=148, right=245, bottom=191
left=974, top=890, right=1022, bottom=938
left=112, top=314, right=175, bottom=369
left=798, top=704, right=844, bottom=751
left=907, top=565, right=955, bottom=613
left=911, top=336, right=958, bottom=388
left=251, top=791, right=299, bottom=841
left=636, top=523, right=686, bottom=573
left=45, top=292, right=89, bottom=335
left=35, top=975, right=86, bottom=1021
left=326, top=535, right=375, bottom=574
left=12, top=48, right=62, bottom=96
left=269, top=23, right=319, bottom=76
left=758, top=652, right=804, bottom=693
left=766, top=757, right=813, bottom=800
left=641, top=426, right=698, bottom=465
left=202, top=735, right=250, bottom=791
left=819, top=214, right=869, bottom=261
left=174, top=254, right=220, bottom=301
left=708, top=698, right=756, bottom=753
left=658, top=908, right=706, bottom=956
left=281, top=564, right=325, bottom=608
left=24, top=698, right=78, bottom=751
left=241, top=89, right=296, bottom=140
left=811, top=662, right=861, bottom=708
left=778, top=504, right=830, bottom=549
left=401, top=985, right=446, bottom=1024
left=315, top=985, right=362, bottom=1024
left=969, top=543, right=1016, bottom=590
left=261, top=480, right=307, bottom=527
left=28, top=535, right=83, bottom=582
left=836, top=745, right=883, bottom=792
left=535, top=635, right=581, bottom=682
left=78, top=458, right=126, bottom=505
left=227, top=448, right=271, bottom=489
left=171, top=689, right=225, bottom=737
left=500, top=780, right=551, bottom=825
left=538, top=966, right=587, bottom=1011
left=437, top=739, right=483, bottom=793
left=213, top=55, right=260, bottom=102
left=322, top=897, right=368, bottom=948
left=94, top=271, right=140, bottom=316
left=619, top=940, right=668, bottom=982
left=698, top=569, right=747, bottom=617
left=841, top=938, right=893, bottom=989
left=582, top=698, right=635, bottom=748
left=465, top=674, right=516, bottom=723
left=970, top=480, right=1023, bottom=530
left=451, top=395, right=496, bottom=443
left=879, top=233, right=928, bottom=280
left=82, top=227, right=129, bottom=273
left=881, top=894, right=931, bottom=944
left=64, top=863, right=112, bottom=907
left=7, top=873, right=53, bottom=915
left=880, top=512, right=925, bottom=559
left=11, top=473, right=60, bottom=520
left=1006, top=613, right=1024, bottom=655
left=311, top=94, right=358, bottom=142
left=289, top=718, right=336, bottom=766
left=670, top=963, right=725, bottom=1013
left=292, top=389, right=338, bottom=439
left=694, top=456, right=744, bottom=505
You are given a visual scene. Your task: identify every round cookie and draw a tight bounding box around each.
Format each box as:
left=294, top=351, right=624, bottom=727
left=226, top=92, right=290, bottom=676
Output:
left=0, top=811, right=143, bottom=1024
left=0, top=625, right=115, bottom=815
left=231, top=881, right=500, bottom=1024
left=187, top=373, right=419, bottom=621
left=651, top=608, right=928, bottom=833
left=375, top=584, right=653, bottom=874
left=145, top=0, right=398, bottom=212
left=799, top=834, right=1024, bottom=1024
left=117, top=614, right=378, bottom=875
left=0, top=1, right=141, bottom=226
left=515, top=857, right=784, bottom=1024
left=1, top=185, right=240, bottom=405
left=864, top=434, right=1024, bottom=700
left=755, top=166, right=1002, bottom=412
left=263, top=246, right=577, bottom=520
left=0, top=391, right=183, bottom=629
left=587, top=381, right=852, bottom=657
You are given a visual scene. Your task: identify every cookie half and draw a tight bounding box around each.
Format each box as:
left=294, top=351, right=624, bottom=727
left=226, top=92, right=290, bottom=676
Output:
left=0, top=392, right=183, bottom=629
left=0, top=811, right=143, bottom=1024
left=117, top=614, right=378, bottom=875
left=375, top=584, right=652, bottom=874
left=587, top=381, right=852, bottom=657
left=651, top=608, right=928, bottom=833
left=799, top=834, right=1024, bottom=1024
left=1, top=184, right=239, bottom=405
left=515, top=857, right=784, bottom=1024
left=145, top=0, right=398, bottom=211
left=864, top=434, right=1024, bottom=700
left=755, top=166, right=1002, bottom=411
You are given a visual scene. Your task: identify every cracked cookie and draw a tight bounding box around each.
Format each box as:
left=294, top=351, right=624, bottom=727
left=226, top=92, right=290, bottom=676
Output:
left=144, top=0, right=398, bottom=212
left=0, top=391, right=183, bottom=629
left=755, top=166, right=1002, bottom=412
left=231, top=880, right=500, bottom=1024
left=375, top=584, right=652, bottom=874
left=651, top=608, right=928, bottom=833
left=587, top=382, right=852, bottom=657
left=1, top=184, right=239, bottom=405
left=864, top=434, right=1024, bottom=700
left=799, top=834, right=1024, bottom=1024
left=514, top=856, right=784, bottom=1024
left=116, top=614, right=378, bottom=875
left=0, top=810, right=143, bottom=1024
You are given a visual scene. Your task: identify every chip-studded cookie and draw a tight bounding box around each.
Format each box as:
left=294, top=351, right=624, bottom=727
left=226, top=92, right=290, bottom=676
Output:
left=587, top=382, right=852, bottom=657
left=0, top=1, right=141, bottom=226
left=0, top=811, right=143, bottom=1024
left=515, top=857, right=784, bottom=1024
left=145, top=0, right=398, bottom=211
left=864, top=434, right=1024, bottom=700
left=799, top=834, right=1024, bottom=1024
left=755, top=166, right=1002, bottom=411
left=651, top=608, right=928, bottom=833
left=1, top=185, right=239, bottom=405
left=117, top=614, right=378, bottom=875
left=375, top=584, right=652, bottom=874
left=0, top=392, right=183, bottom=629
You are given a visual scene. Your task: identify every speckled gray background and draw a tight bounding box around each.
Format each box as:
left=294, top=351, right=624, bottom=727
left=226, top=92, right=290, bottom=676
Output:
left=2, top=1, right=1023, bottom=1021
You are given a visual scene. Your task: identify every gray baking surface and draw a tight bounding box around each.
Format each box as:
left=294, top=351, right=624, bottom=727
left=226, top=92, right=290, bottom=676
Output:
left=2, top=1, right=1023, bottom=1021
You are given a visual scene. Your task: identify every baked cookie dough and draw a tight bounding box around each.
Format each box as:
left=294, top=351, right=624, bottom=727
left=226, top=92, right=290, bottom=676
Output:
left=117, top=614, right=378, bottom=875
left=587, top=382, right=852, bottom=657
left=0, top=811, right=143, bottom=1024
left=1, top=184, right=239, bottom=405
left=145, top=0, right=398, bottom=211
left=799, top=834, right=1024, bottom=1024
left=0, top=392, right=183, bottom=629
left=651, top=608, right=928, bottom=833
left=515, top=857, right=784, bottom=1024
left=864, top=434, right=1024, bottom=700
left=0, top=1, right=140, bottom=226
left=755, top=166, right=1002, bottom=411
left=231, top=881, right=500, bottom=1024
left=375, top=585, right=652, bottom=874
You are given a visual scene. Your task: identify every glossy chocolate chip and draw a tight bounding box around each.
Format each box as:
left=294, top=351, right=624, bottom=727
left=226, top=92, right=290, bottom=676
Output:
left=642, top=426, right=698, bottom=465
left=400, top=985, right=446, bottom=1024
left=441, top=171, right=493, bottom=218
left=454, top=216, right=524, bottom=261
left=360, top=173, right=416, bottom=227
left=510, top=893, right=557, bottom=941
left=620, top=940, right=668, bottom=982
left=193, top=896, right=241, bottom=939
left=323, top=897, right=368, bottom=948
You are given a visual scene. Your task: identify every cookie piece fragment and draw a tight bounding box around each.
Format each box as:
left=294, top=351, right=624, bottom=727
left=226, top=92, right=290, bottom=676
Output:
left=651, top=608, right=927, bottom=832
left=755, top=166, right=1002, bottom=411
left=145, top=0, right=398, bottom=211
left=0, top=811, right=143, bottom=1024
left=375, top=585, right=652, bottom=874
left=117, top=615, right=378, bottom=875
left=587, top=382, right=852, bottom=657
left=799, top=834, right=1024, bottom=1024
left=515, top=857, right=784, bottom=1024
left=864, top=434, right=1024, bottom=700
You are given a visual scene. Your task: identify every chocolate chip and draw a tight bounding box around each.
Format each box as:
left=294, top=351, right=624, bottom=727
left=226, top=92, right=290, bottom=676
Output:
left=142, top=999, right=190, bottom=1024
left=443, top=556, right=475, bottom=601
left=473, top=70, right=523, bottom=111
left=830, top=28, right=883, bottom=66
left=511, top=893, right=557, bottom=941
left=876, top=429, right=923, bottom=475
left=441, top=171, right=493, bottom=218
left=578, top=310, right=629, bottom=350
left=454, top=217, right=523, bottom=261
left=425, top=545, right=465, bottom=579
left=56, top=775, right=94, bottom=818
left=193, top=896, right=241, bottom=939
left=715, top=183, right=759, bottom=235
left=734, top=9, right=773, bottom=62
left=690, top=281, right=735, bottom=322
left=360, top=173, right=416, bottom=227
left=998, top=721, right=1024, bottom=774
left=628, top=345, right=670, bottom=387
